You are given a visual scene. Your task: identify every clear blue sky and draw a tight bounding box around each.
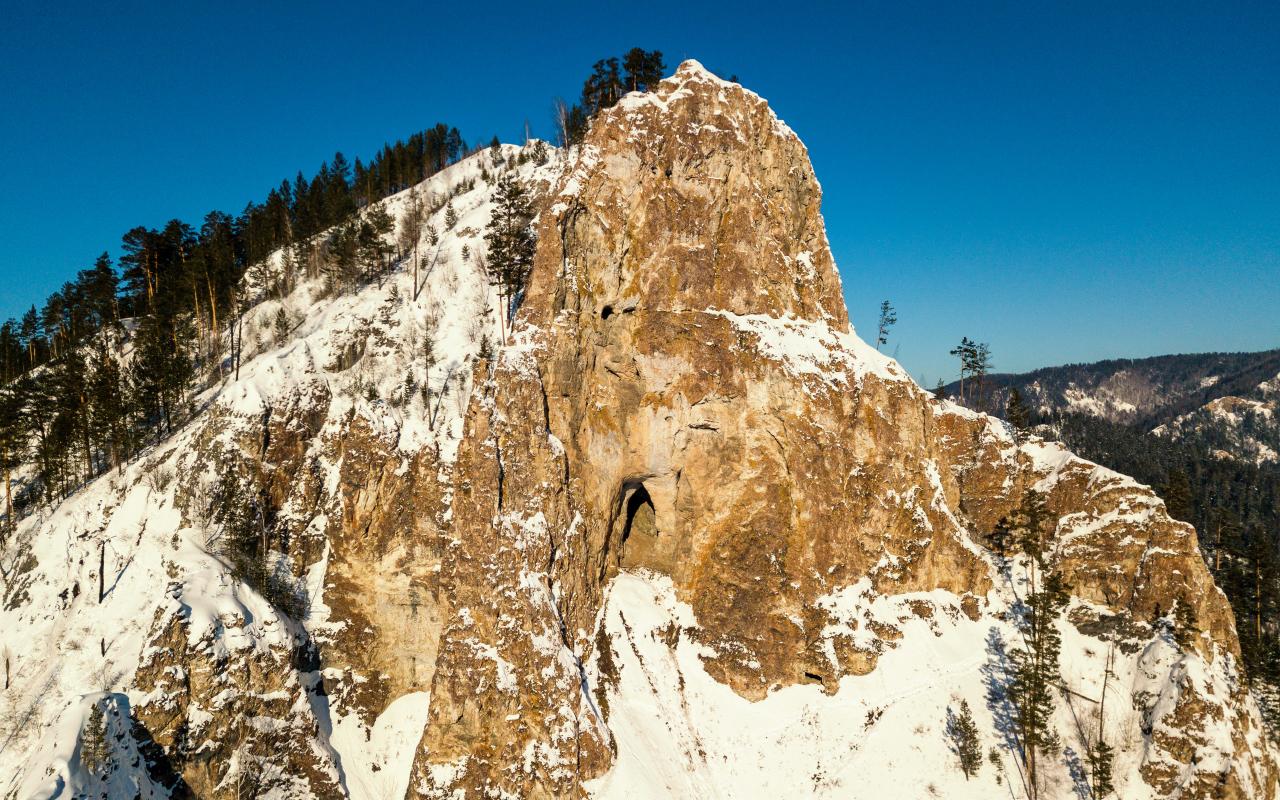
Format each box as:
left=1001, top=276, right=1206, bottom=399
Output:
left=1, top=1, right=1276, bottom=384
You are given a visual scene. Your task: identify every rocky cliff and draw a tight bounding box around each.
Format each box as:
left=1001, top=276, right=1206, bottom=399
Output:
left=0, top=62, right=1276, bottom=800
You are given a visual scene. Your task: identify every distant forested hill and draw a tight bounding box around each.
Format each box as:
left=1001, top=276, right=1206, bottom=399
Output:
left=944, top=348, right=1280, bottom=429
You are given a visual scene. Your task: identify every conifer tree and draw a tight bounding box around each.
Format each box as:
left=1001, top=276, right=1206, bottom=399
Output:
left=0, top=384, right=24, bottom=535
left=359, top=205, right=396, bottom=284
left=950, top=337, right=977, bottom=403
left=1173, top=597, right=1200, bottom=651
left=1161, top=468, right=1193, bottom=522
left=582, top=57, right=624, bottom=114
left=950, top=699, right=982, bottom=779
left=129, top=315, right=194, bottom=434
left=85, top=253, right=119, bottom=329
left=876, top=300, right=897, bottom=351
left=327, top=151, right=355, bottom=220
left=622, top=48, right=666, bottom=92
left=1004, top=490, right=1068, bottom=799
left=326, top=221, right=360, bottom=292
left=484, top=175, right=537, bottom=343
left=971, top=341, right=993, bottom=411
left=80, top=700, right=110, bottom=777
left=1086, top=736, right=1115, bottom=798
left=949, top=338, right=993, bottom=409
left=20, top=307, right=40, bottom=368
left=1006, top=386, right=1032, bottom=440
left=22, top=371, right=59, bottom=503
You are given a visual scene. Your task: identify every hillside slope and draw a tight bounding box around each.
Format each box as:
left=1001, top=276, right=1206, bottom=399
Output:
left=946, top=349, right=1280, bottom=428
left=1, top=62, right=1276, bottom=800
left=1154, top=370, right=1280, bottom=465
left=0, top=143, right=562, bottom=799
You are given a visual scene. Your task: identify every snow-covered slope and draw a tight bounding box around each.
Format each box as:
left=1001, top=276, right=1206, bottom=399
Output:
left=588, top=568, right=1240, bottom=800
left=0, top=143, right=562, bottom=799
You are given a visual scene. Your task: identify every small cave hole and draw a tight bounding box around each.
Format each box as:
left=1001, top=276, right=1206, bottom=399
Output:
left=601, top=304, right=615, bottom=320
left=803, top=671, right=825, bottom=684
left=617, top=482, right=658, bottom=572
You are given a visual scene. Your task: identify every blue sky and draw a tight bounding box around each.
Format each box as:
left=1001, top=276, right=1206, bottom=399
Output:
left=1, top=1, right=1276, bottom=384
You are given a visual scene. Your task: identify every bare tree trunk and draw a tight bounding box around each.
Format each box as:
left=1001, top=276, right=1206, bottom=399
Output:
left=235, top=303, right=245, bottom=382
left=3, top=465, right=11, bottom=534
left=207, top=275, right=220, bottom=373
left=1257, top=562, right=1263, bottom=643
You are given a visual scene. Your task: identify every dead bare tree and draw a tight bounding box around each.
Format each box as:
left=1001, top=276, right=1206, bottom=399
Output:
left=399, top=189, right=427, bottom=299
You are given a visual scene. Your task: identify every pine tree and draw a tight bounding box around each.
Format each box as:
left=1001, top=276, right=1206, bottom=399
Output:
left=950, top=337, right=977, bottom=404
left=22, top=371, right=60, bottom=503
left=948, top=338, right=994, bottom=409
left=484, top=175, right=537, bottom=343
left=1161, top=468, right=1193, bottom=522
left=19, top=307, right=40, bottom=368
left=85, top=252, right=119, bottom=329
left=1174, top=597, right=1200, bottom=651
left=1086, top=736, right=1115, bottom=797
left=327, top=151, right=356, bottom=221
left=582, top=57, right=624, bottom=115
left=1005, top=490, right=1068, bottom=800
left=950, top=699, right=982, bottom=779
left=325, top=221, right=360, bottom=292
left=988, top=516, right=1013, bottom=570
left=359, top=205, right=396, bottom=284
left=0, top=383, right=24, bottom=536
left=129, top=313, right=194, bottom=435
left=80, top=700, right=110, bottom=777
left=622, top=48, right=666, bottom=93
left=970, top=341, right=993, bottom=411
left=1006, top=386, right=1032, bottom=440
left=876, top=300, right=897, bottom=351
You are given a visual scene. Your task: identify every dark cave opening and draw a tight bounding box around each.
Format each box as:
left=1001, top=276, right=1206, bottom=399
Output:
left=617, top=482, right=659, bottom=573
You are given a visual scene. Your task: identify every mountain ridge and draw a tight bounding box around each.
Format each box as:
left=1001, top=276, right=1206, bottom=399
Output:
left=943, top=348, right=1280, bottom=430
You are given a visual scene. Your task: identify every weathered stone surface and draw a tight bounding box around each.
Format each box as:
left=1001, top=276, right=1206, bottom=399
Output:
left=406, top=61, right=1276, bottom=799
left=133, top=598, right=341, bottom=798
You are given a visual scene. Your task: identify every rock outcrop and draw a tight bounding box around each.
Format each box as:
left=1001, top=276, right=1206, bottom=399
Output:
left=406, top=62, right=1277, bottom=799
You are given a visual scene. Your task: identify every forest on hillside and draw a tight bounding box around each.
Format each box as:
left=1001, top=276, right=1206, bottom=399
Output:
left=0, top=49, right=667, bottom=536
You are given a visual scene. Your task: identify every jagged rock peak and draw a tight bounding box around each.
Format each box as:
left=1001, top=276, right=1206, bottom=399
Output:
left=529, top=53, right=849, bottom=328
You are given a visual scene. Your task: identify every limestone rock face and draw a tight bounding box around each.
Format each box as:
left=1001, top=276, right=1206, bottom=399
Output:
left=407, top=62, right=1277, bottom=798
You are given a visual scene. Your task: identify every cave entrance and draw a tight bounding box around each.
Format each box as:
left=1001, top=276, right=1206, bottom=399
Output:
left=618, top=482, right=658, bottom=571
